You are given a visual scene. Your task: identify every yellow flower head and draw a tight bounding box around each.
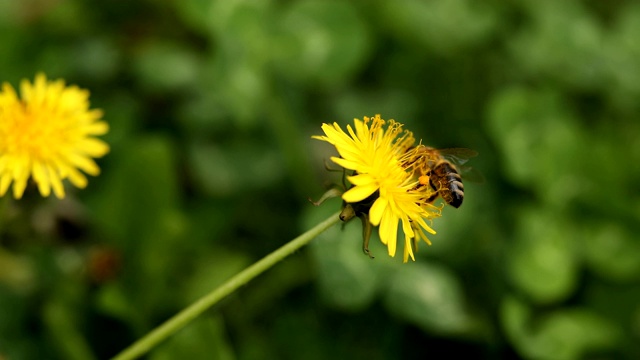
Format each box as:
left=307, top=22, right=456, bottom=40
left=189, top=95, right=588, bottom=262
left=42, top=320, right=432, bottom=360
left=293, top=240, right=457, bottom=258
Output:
left=313, top=115, right=441, bottom=262
left=0, top=73, right=109, bottom=199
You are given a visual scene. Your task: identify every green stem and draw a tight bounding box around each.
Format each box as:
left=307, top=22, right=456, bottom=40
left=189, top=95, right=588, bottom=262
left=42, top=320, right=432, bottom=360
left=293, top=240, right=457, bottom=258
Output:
left=111, top=211, right=341, bottom=360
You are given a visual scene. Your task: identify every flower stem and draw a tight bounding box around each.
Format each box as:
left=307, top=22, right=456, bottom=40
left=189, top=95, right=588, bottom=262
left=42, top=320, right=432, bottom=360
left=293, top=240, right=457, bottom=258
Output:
left=111, top=211, right=341, bottom=360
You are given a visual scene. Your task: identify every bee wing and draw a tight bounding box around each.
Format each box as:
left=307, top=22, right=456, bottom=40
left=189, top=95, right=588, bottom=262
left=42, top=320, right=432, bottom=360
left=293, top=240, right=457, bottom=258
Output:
left=458, top=165, right=485, bottom=183
left=437, top=148, right=478, bottom=166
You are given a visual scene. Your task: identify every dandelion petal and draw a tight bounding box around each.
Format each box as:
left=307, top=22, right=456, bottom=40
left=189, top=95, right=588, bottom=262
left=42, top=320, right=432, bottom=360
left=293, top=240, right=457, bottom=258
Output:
left=32, top=162, right=51, bottom=197
left=342, top=183, right=378, bottom=203
left=312, top=114, right=444, bottom=262
left=330, top=157, right=360, bottom=171
left=0, top=74, right=108, bottom=199
left=369, top=197, right=388, bottom=226
left=346, top=173, right=375, bottom=186
left=379, top=209, right=398, bottom=256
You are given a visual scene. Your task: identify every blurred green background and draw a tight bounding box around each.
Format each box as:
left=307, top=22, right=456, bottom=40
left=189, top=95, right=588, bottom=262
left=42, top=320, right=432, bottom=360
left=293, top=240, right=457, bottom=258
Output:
left=1, top=0, right=640, bottom=359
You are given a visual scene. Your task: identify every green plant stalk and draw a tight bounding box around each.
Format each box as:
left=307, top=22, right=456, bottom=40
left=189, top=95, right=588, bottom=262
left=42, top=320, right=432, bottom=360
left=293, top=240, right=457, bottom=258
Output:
left=111, top=211, right=341, bottom=360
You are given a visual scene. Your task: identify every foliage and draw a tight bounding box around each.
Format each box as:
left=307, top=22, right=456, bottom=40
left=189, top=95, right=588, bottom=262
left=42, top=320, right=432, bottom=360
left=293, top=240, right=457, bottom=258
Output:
left=1, top=0, right=639, bottom=359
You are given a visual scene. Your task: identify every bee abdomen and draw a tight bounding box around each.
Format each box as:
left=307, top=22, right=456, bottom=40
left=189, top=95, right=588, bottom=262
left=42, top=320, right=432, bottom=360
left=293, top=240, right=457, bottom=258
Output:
left=448, top=179, right=464, bottom=208
left=440, top=163, right=465, bottom=208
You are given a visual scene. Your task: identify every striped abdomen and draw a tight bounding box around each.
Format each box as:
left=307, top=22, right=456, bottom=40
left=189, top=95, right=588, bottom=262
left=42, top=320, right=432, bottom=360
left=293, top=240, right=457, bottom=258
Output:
left=431, top=162, right=464, bottom=208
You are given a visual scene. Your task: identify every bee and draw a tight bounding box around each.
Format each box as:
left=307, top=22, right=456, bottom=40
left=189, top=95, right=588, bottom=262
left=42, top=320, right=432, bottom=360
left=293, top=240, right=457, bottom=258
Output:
left=405, top=146, right=479, bottom=208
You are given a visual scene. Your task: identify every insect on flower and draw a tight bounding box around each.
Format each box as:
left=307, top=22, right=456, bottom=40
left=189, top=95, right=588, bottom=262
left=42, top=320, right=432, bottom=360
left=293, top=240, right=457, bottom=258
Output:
left=403, top=146, right=479, bottom=208
left=313, top=115, right=452, bottom=262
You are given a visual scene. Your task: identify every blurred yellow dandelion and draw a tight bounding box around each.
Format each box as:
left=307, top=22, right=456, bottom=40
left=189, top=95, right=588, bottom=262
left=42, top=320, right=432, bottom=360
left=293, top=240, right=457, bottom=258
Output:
left=0, top=73, right=109, bottom=199
left=313, top=115, right=441, bottom=262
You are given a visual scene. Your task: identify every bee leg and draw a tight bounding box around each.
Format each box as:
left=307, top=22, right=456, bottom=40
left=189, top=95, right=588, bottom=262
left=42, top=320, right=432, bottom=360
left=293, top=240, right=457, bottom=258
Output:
left=359, top=213, right=374, bottom=259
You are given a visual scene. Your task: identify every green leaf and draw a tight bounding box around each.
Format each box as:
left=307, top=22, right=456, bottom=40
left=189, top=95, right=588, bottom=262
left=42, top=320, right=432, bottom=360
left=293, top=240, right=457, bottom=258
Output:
left=273, top=0, right=371, bottom=87
left=508, top=0, right=607, bottom=90
left=382, top=0, right=497, bottom=55
left=606, top=3, right=640, bottom=107
left=486, top=87, right=588, bottom=208
left=0, top=287, right=40, bottom=358
left=89, top=136, right=187, bottom=323
left=90, top=135, right=180, bottom=247
left=305, top=199, right=381, bottom=310
left=151, top=315, right=235, bottom=360
left=94, top=283, right=138, bottom=327
left=133, top=41, right=202, bottom=93
left=181, top=249, right=251, bottom=304
left=43, top=299, right=97, bottom=360
left=383, top=262, right=471, bottom=334
left=173, top=0, right=217, bottom=34
left=187, top=142, right=284, bottom=197
left=583, top=222, right=640, bottom=282
left=506, top=207, right=579, bottom=304
left=191, top=0, right=272, bottom=128
left=0, top=248, right=35, bottom=293
left=331, top=88, right=420, bottom=129
left=501, top=296, right=621, bottom=360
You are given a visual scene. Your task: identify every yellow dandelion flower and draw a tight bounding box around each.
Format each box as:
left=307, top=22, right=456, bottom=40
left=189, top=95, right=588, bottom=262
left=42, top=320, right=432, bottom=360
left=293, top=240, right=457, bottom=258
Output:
left=0, top=73, right=109, bottom=199
left=313, top=115, right=441, bottom=262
